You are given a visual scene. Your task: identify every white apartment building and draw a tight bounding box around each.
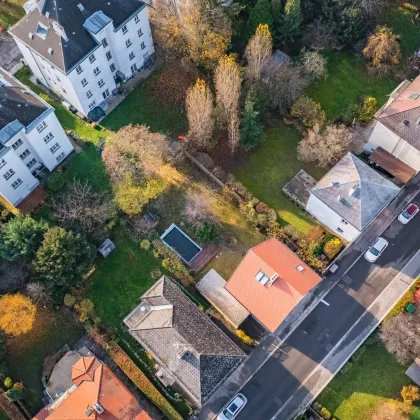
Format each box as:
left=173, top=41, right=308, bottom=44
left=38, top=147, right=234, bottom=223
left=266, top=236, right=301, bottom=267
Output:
left=0, top=68, right=73, bottom=210
left=10, top=0, right=155, bottom=119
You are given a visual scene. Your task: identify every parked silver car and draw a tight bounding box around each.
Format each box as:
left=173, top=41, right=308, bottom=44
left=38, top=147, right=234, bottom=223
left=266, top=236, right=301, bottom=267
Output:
left=364, top=237, right=388, bottom=263
left=217, top=394, right=248, bottom=420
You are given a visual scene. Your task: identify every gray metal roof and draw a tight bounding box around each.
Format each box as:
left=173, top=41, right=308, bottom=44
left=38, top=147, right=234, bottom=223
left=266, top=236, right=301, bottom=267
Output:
left=10, top=0, right=146, bottom=73
left=0, top=68, right=49, bottom=138
left=124, top=277, right=245, bottom=406
left=311, top=153, right=400, bottom=230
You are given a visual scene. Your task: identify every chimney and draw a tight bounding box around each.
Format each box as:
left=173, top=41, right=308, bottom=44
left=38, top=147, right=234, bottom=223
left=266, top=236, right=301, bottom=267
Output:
left=93, top=402, right=105, bottom=414
left=53, top=22, right=68, bottom=41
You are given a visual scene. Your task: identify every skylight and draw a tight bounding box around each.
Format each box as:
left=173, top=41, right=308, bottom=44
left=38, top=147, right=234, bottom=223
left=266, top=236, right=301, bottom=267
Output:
left=255, top=270, right=270, bottom=285
left=35, top=22, right=48, bottom=40
left=408, top=92, right=420, bottom=100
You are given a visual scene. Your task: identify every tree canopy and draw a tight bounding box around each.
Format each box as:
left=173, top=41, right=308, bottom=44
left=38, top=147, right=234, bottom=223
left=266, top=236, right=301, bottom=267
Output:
left=0, top=294, right=36, bottom=336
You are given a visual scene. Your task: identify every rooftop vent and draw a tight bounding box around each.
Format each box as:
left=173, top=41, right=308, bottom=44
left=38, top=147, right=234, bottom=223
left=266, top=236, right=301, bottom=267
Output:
left=93, top=402, right=105, bottom=414
left=48, top=47, right=54, bottom=55
left=85, top=408, right=93, bottom=417
left=332, top=182, right=340, bottom=187
left=296, top=265, right=304, bottom=272
left=268, top=273, right=279, bottom=286
left=337, top=195, right=348, bottom=206
left=403, top=119, right=410, bottom=126
left=77, top=3, right=85, bottom=12
left=255, top=270, right=270, bottom=286
left=28, top=32, right=34, bottom=39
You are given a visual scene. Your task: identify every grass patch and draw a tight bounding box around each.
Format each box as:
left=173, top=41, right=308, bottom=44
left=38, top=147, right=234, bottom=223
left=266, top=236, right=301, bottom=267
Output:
left=235, top=122, right=326, bottom=236
left=0, top=409, right=9, bottom=420
left=317, top=341, right=414, bottom=420
left=102, top=67, right=188, bottom=135
left=6, top=307, right=84, bottom=414
left=0, top=0, right=25, bottom=28
left=307, top=51, right=396, bottom=121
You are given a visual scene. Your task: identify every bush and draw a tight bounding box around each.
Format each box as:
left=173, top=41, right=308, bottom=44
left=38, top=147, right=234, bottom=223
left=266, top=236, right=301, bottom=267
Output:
left=4, top=377, right=13, bottom=388
left=4, top=387, right=23, bottom=402
left=140, top=239, right=151, bottom=251
left=320, top=407, right=332, bottom=420
left=74, top=299, right=95, bottom=323
left=13, top=382, right=24, bottom=392
left=401, top=385, right=420, bottom=404
left=323, top=238, right=342, bottom=259
left=357, top=97, right=377, bottom=123
left=194, top=221, right=220, bottom=244
left=63, top=293, right=76, bottom=307
left=236, top=330, right=255, bottom=346
left=291, top=96, right=326, bottom=128
left=308, top=241, right=324, bottom=258
left=47, top=173, right=66, bottom=192
left=150, top=268, right=162, bottom=280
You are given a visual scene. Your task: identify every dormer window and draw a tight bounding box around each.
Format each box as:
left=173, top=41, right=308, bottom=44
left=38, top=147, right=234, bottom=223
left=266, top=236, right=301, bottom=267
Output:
left=36, top=22, right=48, bottom=40
left=255, top=270, right=270, bottom=285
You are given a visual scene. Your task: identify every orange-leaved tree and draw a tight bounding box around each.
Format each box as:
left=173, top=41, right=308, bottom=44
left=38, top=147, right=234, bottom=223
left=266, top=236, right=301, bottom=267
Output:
left=0, top=294, right=36, bottom=336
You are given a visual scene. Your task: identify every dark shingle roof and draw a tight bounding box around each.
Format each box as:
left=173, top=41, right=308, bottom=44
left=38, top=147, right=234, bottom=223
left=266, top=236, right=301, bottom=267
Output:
left=0, top=68, right=48, bottom=132
left=124, top=277, right=245, bottom=406
left=10, top=0, right=146, bottom=73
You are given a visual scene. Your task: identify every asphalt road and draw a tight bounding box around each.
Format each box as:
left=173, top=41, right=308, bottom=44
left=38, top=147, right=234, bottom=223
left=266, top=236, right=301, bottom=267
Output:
left=236, top=194, right=420, bottom=420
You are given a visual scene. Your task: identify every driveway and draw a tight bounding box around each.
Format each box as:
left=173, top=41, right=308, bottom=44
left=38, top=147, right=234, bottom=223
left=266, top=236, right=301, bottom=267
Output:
left=0, top=31, right=22, bottom=72
left=197, top=173, right=420, bottom=420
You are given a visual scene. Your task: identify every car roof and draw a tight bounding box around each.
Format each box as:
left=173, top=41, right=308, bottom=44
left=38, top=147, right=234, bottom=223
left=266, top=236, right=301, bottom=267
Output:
left=373, top=237, right=388, bottom=248
left=407, top=204, right=419, bottom=214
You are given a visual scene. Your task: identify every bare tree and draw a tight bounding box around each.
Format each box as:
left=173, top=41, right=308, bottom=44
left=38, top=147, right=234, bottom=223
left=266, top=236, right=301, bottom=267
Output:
left=227, top=111, right=241, bottom=153
left=363, top=26, right=401, bottom=75
left=360, top=0, right=389, bottom=21
left=245, top=24, right=273, bottom=83
left=300, top=50, right=327, bottom=81
left=186, top=78, right=215, bottom=148
left=52, top=180, right=116, bottom=234
left=214, top=55, right=242, bottom=122
left=298, top=124, right=361, bottom=167
left=24, top=283, right=49, bottom=305
left=380, top=313, right=420, bottom=364
left=182, top=191, right=214, bottom=227
left=303, top=18, right=338, bottom=52
left=102, top=145, right=139, bottom=184
left=262, top=60, right=308, bottom=114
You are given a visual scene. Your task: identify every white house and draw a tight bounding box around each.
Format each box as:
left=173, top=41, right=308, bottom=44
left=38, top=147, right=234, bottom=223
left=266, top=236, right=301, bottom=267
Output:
left=306, top=153, right=400, bottom=242
left=9, top=0, right=155, bottom=119
left=0, top=68, right=73, bottom=211
left=365, top=76, right=420, bottom=171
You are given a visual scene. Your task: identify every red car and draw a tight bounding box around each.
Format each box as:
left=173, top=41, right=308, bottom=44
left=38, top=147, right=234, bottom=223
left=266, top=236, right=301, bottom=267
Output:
left=398, top=203, right=419, bottom=224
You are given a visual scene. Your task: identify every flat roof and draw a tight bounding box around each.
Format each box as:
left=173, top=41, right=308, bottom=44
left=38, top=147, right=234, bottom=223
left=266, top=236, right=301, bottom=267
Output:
left=161, top=224, right=201, bottom=263
left=370, top=147, right=416, bottom=183
left=197, top=269, right=249, bottom=328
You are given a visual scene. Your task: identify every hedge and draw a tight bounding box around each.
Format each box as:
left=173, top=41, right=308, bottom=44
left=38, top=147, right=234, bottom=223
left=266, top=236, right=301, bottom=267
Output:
left=107, top=340, right=183, bottom=420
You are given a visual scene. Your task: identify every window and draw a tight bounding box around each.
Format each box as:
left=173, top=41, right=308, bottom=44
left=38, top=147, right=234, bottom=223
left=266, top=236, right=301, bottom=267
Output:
left=93, top=67, right=100, bottom=76
left=131, top=64, right=137, bottom=73
left=19, top=149, right=30, bottom=159
left=110, top=63, right=116, bottom=72
left=141, top=42, right=146, bottom=50
left=27, top=158, right=37, bottom=169
left=101, top=37, right=108, bottom=48
left=337, top=227, right=344, bottom=233
left=76, top=65, right=83, bottom=74
left=50, top=143, right=61, bottom=154
left=81, top=78, right=88, bottom=87
left=43, top=132, right=54, bottom=144
left=106, top=51, right=112, bottom=61
left=121, top=24, right=128, bottom=34
left=126, top=39, right=132, bottom=48
left=88, top=101, right=96, bottom=110
left=134, top=14, right=139, bottom=23
left=11, top=178, right=22, bottom=190
left=0, top=159, right=5, bottom=170
left=36, top=121, right=47, bottom=133
left=138, top=28, right=143, bottom=37
left=12, top=139, right=23, bottom=150
left=143, top=52, right=149, bottom=60
left=89, top=54, right=96, bottom=63
left=56, top=151, right=66, bottom=162
left=86, top=90, right=93, bottom=99
left=56, top=76, right=61, bottom=82
left=340, top=219, right=348, bottom=225
left=3, top=169, right=15, bottom=181
left=129, top=51, right=135, bottom=60
left=62, top=88, right=67, bottom=94
left=98, top=79, right=105, bottom=88
left=102, top=89, right=110, bottom=99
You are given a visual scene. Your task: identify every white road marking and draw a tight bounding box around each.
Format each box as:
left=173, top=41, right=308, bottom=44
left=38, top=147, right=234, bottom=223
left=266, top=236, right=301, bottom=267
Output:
left=320, top=299, right=330, bottom=306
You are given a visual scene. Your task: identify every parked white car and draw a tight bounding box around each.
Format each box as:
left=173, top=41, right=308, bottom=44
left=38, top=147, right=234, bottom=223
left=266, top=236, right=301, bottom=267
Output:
left=398, top=203, right=419, bottom=224
left=217, top=394, right=247, bottom=420
left=364, top=237, right=389, bottom=263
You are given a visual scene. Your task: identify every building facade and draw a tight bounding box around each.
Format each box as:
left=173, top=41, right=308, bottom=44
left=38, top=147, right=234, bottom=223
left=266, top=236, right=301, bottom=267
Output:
left=10, top=0, right=155, bottom=118
left=0, top=68, right=73, bottom=209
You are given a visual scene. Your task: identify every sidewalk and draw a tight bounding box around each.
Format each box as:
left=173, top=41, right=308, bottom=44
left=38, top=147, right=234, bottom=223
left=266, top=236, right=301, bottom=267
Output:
left=195, top=172, right=420, bottom=420
left=276, top=248, right=420, bottom=419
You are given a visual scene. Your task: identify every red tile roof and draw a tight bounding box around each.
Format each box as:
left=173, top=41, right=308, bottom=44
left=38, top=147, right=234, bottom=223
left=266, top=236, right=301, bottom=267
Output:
left=33, top=355, right=152, bottom=420
left=225, top=238, right=322, bottom=332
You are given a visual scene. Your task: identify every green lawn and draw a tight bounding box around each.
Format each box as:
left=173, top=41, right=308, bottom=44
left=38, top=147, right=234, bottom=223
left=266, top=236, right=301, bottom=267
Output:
left=317, top=341, right=416, bottom=420
left=0, top=0, right=25, bottom=28
left=235, top=122, right=326, bottom=236
left=6, top=308, right=83, bottom=414
left=0, top=409, right=9, bottom=420
left=102, top=68, right=187, bottom=135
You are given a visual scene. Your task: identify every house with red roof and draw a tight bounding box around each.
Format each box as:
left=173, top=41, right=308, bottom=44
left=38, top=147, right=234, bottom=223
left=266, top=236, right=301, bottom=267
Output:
left=366, top=75, right=420, bottom=171
left=225, top=238, right=322, bottom=333
left=33, top=348, right=153, bottom=420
